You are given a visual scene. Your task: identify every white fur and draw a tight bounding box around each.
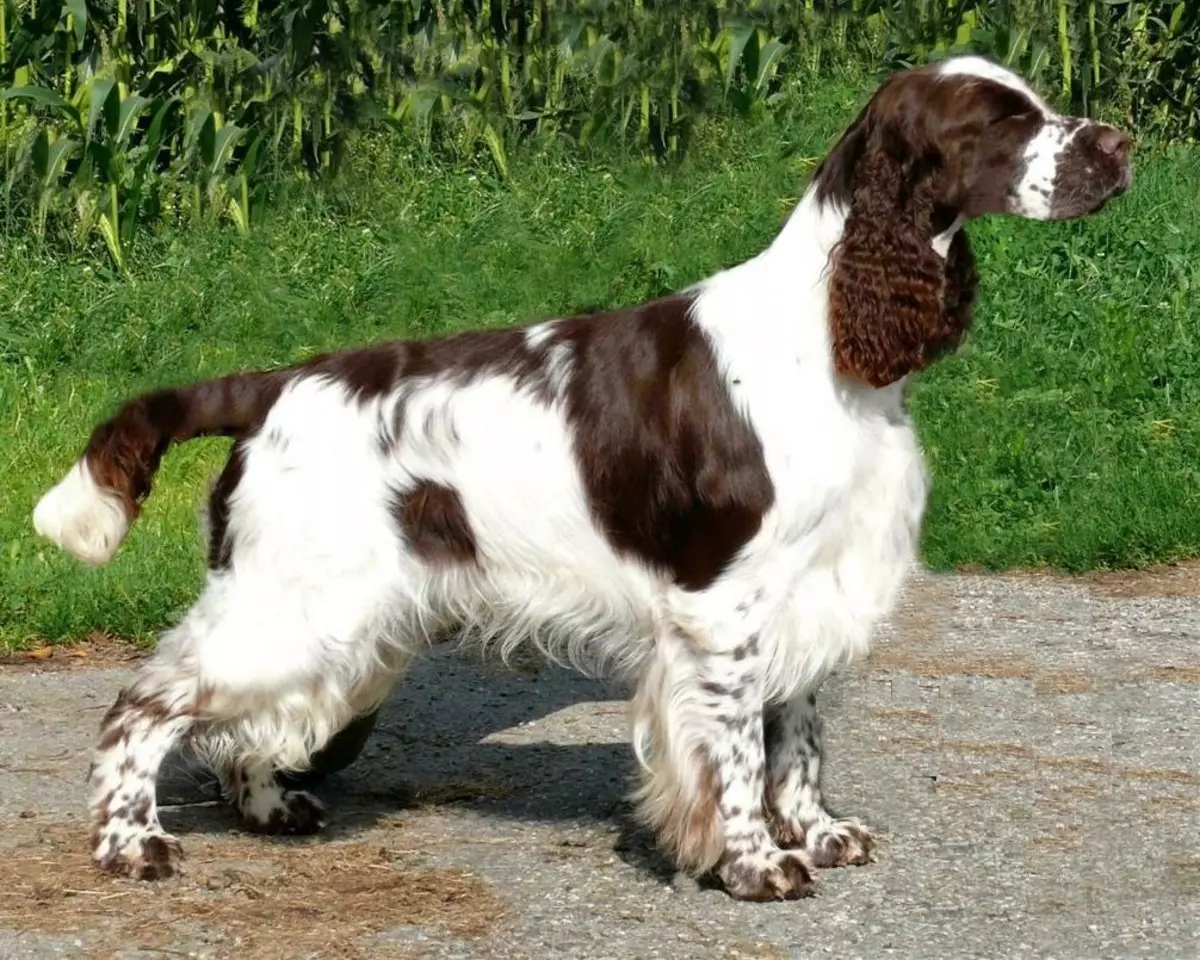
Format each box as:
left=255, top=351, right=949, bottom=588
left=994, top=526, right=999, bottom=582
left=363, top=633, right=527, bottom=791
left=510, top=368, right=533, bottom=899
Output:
left=1012, top=120, right=1083, bottom=219
left=932, top=214, right=965, bottom=258
left=32, top=461, right=129, bottom=566
left=938, top=55, right=1047, bottom=107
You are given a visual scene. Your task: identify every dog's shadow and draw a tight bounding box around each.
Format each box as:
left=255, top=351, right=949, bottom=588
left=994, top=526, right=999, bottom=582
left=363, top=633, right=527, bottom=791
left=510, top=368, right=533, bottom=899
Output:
left=156, top=647, right=676, bottom=882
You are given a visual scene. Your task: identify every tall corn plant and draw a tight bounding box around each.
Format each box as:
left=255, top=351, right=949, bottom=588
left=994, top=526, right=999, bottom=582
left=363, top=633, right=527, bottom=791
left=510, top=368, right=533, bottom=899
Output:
left=2, top=0, right=1199, bottom=263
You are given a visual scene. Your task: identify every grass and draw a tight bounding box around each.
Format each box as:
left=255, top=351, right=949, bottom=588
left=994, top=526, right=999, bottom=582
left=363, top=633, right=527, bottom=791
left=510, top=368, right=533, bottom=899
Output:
left=2, top=77, right=1199, bottom=648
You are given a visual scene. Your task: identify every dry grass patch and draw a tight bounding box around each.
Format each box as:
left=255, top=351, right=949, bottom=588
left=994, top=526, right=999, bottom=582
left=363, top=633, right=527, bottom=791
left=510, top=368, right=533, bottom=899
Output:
left=1082, top=561, right=1200, bottom=598
left=0, top=821, right=503, bottom=959
left=0, top=633, right=149, bottom=671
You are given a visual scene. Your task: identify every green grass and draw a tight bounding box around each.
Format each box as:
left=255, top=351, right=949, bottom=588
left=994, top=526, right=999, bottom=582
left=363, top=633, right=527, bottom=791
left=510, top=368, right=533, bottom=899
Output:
left=2, top=80, right=1199, bottom=648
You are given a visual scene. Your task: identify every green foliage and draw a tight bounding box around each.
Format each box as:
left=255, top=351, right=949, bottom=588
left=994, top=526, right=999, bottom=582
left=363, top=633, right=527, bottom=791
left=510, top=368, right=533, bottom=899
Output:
left=1, top=2, right=1198, bottom=263
left=2, top=108, right=1198, bottom=645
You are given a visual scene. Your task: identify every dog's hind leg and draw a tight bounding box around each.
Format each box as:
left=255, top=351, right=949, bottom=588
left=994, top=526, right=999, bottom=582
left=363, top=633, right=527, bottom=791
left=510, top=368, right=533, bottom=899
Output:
left=195, top=665, right=404, bottom=836
left=89, top=616, right=211, bottom=879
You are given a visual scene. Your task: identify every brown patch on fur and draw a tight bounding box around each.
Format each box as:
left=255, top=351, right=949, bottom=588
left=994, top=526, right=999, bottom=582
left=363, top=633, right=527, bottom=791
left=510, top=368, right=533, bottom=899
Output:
left=311, top=327, right=552, bottom=407
left=95, top=690, right=135, bottom=750
left=241, top=791, right=326, bottom=837
left=206, top=441, right=248, bottom=570
left=562, top=294, right=775, bottom=591
left=0, top=821, right=502, bottom=959
left=83, top=370, right=289, bottom=523
left=806, top=822, right=874, bottom=869
left=72, top=289, right=774, bottom=592
left=392, top=479, right=479, bottom=564
left=717, top=849, right=815, bottom=902
left=826, top=154, right=978, bottom=387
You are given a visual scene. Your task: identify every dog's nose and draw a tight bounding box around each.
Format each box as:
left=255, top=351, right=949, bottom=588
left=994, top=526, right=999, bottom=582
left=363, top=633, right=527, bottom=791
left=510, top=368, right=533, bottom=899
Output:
left=1097, top=127, right=1129, bottom=156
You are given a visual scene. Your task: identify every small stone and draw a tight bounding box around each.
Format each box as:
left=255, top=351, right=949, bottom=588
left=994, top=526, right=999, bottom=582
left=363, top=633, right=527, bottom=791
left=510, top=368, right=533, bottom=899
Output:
left=671, top=870, right=702, bottom=893
left=205, top=873, right=233, bottom=891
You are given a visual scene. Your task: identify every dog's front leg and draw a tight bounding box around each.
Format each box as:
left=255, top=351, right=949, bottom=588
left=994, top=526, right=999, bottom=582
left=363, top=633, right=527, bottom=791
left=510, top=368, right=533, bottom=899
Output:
left=631, top=614, right=815, bottom=901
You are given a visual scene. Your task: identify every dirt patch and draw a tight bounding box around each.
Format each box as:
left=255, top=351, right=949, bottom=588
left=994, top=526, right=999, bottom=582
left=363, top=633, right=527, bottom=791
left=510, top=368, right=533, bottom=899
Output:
left=1081, top=561, right=1200, bottom=598
left=1030, top=824, right=1084, bottom=850
left=881, top=574, right=955, bottom=646
left=866, top=648, right=1033, bottom=679
left=1148, top=665, right=1200, bottom=685
left=0, top=821, right=504, bottom=959
left=0, top=633, right=149, bottom=672
left=936, top=739, right=1035, bottom=759
left=868, top=707, right=935, bottom=725
left=1032, top=670, right=1095, bottom=694
left=1033, top=755, right=1200, bottom=785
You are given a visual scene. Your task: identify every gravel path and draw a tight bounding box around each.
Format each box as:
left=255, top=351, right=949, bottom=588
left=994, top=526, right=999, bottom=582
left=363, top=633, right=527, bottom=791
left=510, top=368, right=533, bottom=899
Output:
left=1, top=567, right=1197, bottom=959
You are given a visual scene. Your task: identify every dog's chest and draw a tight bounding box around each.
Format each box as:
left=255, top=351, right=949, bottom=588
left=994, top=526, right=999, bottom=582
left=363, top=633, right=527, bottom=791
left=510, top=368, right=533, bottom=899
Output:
left=734, top=363, right=926, bottom=570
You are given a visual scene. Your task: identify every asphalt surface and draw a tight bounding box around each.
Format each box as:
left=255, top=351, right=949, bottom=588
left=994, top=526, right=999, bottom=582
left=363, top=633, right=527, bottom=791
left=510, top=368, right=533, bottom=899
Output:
left=0, top=567, right=1197, bottom=959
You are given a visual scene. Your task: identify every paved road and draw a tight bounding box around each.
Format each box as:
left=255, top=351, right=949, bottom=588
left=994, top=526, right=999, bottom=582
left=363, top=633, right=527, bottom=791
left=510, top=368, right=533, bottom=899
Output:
left=1, top=568, right=1197, bottom=959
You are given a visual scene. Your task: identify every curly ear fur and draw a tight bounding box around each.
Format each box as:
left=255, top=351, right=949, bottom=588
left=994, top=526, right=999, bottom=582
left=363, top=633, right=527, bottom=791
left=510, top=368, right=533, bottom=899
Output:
left=828, top=139, right=978, bottom=388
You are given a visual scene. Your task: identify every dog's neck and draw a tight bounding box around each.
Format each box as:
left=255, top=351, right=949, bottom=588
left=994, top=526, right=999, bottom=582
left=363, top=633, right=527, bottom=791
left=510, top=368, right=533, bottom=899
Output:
left=766, top=186, right=850, bottom=271
left=767, top=184, right=965, bottom=266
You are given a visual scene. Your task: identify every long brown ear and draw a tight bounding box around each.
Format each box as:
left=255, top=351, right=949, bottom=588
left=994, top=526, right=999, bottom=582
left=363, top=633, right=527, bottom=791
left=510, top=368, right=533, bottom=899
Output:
left=943, top=228, right=978, bottom=341
left=828, top=141, right=974, bottom=388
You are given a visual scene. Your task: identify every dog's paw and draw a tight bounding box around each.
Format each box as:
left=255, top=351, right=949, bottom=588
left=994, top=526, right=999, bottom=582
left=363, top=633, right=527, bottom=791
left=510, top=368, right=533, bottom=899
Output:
left=715, top=847, right=816, bottom=902
left=241, top=786, right=328, bottom=836
left=776, top=816, right=874, bottom=868
left=94, top=826, right=184, bottom=880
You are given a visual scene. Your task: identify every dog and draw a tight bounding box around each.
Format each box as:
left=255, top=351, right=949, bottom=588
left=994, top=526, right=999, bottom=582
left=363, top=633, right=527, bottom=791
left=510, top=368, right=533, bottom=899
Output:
left=33, top=56, right=1132, bottom=900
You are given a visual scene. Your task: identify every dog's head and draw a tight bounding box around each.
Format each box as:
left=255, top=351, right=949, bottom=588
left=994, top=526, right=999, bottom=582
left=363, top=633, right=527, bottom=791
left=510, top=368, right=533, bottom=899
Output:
left=812, top=56, right=1132, bottom=388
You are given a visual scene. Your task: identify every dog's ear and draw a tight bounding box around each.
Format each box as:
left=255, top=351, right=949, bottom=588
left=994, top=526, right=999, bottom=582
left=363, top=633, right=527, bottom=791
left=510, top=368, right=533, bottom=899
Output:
left=826, top=128, right=976, bottom=388
left=830, top=132, right=979, bottom=388
left=942, top=227, right=978, bottom=347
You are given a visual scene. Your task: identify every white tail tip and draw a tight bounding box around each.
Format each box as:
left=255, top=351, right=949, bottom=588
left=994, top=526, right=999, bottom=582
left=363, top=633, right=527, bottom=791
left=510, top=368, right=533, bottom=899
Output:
left=33, top=461, right=130, bottom=566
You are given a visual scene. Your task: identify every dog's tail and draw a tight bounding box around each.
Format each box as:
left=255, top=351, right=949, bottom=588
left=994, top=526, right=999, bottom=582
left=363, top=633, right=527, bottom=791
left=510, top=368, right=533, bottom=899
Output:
left=33, top=369, right=288, bottom=566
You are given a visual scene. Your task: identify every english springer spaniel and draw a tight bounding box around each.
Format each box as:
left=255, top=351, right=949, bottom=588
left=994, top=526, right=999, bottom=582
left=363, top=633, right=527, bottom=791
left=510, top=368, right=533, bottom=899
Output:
left=34, top=56, right=1132, bottom=901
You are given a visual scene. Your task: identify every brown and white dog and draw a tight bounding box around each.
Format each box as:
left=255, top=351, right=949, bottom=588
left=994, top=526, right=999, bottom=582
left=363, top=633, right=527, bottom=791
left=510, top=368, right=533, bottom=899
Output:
left=33, top=56, right=1131, bottom=901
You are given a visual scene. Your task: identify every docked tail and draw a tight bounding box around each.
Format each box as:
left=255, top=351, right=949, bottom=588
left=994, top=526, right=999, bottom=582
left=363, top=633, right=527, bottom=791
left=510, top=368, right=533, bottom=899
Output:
left=33, top=370, right=287, bottom=566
